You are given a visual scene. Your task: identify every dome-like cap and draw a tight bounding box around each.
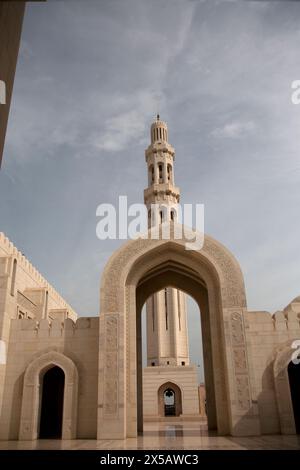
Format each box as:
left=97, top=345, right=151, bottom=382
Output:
left=150, top=114, right=168, bottom=143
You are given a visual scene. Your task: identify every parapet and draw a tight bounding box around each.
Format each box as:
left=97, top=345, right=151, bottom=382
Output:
left=11, top=316, right=99, bottom=336
left=0, top=232, right=77, bottom=319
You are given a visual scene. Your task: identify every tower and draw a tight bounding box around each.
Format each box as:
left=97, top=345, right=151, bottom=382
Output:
left=144, top=115, right=190, bottom=367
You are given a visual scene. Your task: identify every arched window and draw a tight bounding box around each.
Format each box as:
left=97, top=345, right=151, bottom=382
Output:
left=170, top=209, right=176, bottom=222
left=148, top=164, right=154, bottom=185
left=10, top=259, right=17, bottom=296
left=167, top=164, right=173, bottom=183
left=148, top=209, right=152, bottom=227
left=158, top=164, right=163, bottom=183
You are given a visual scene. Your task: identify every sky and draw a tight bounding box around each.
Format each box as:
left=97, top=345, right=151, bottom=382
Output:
left=1, top=0, right=300, bottom=375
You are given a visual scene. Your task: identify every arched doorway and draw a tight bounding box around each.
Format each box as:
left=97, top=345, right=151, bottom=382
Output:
left=288, top=361, right=300, bottom=433
left=98, top=229, right=259, bottom=439
left=158, top=382, right=182, bottom=417
left=19, top=351, right=78, bottom=440
left=39, top=366, right=65, bottom=438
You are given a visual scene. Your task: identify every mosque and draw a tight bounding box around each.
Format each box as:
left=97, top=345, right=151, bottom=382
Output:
left=0, top=116, right=299, bottom=440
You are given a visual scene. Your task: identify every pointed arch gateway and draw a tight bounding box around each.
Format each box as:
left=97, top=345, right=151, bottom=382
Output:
left=19, top=351, right=78, bottom=440
left=97, top=227, right=260, bottom=439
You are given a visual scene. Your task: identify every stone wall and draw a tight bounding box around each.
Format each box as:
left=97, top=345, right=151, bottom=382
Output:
left=0, top=317, right=99, bottom=439
left=143, top=365, right=200, bottom=420
left=245, top=299, right=300, bottom=434
left=0, top=232, right=78, bottom=432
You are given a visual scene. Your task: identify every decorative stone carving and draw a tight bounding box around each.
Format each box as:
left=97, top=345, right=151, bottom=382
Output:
left=101, top=233, right=247, bottom=314
left=231, top=311, right=245, bottom=346
left=236, top=376, right=251, bottom=410
left=104, top=315, right=118, bottom=415
left=230, top=311, right=251, bottom=411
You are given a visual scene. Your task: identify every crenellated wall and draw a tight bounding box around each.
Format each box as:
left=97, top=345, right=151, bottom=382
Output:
left=0, top=232, right=77, bottom=318
left=0, top=232, right=78, bottom=430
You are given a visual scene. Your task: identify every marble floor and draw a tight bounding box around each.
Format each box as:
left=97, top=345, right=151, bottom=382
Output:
left=0, top=420, right=300, bottom=450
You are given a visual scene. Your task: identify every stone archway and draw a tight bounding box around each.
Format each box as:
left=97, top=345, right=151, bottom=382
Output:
left=19, top=351, right=78, bottom=440
left=158, top=382, right=182, bottom=417
left=274, top=343, right=299, bottom=434
left=97, top=227, right=260, bottom=439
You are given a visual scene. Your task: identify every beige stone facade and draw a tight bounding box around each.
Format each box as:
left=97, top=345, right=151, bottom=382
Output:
left=0, top=117, right=300, bottom=441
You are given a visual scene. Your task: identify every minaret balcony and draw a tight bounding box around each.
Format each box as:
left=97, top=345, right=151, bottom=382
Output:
left=144, top=183, right=180, bottom=202
left=145, top=143, right=175, bottom=160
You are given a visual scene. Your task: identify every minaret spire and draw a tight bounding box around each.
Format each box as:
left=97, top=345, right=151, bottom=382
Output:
left=144, top=116, right=179, bottom=226
left=144, top=117, right=190, bottom=367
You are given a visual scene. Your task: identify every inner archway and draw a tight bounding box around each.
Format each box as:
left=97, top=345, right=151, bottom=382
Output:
left=158, top=382, right=182, bottom=417
left=288, top=361, right=300, bottom=434
left=39, top=366, right=65, bottom=439
left=136, top=268, right=218, bottom=434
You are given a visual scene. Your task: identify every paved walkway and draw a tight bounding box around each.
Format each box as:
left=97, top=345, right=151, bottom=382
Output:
left=0, top=421, right=299, bottom=450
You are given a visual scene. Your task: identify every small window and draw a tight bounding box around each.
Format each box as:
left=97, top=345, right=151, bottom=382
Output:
left=181, top=361, right=185, bottom=366
left=167, top=164, right=173, bottom=183
left=167, top=361, right=170, bottom=365
left=158, top=164, right=163, bottom=183
left=151, top=362, right=155, bottom=367
left=149, top=164, right=154, bottom=185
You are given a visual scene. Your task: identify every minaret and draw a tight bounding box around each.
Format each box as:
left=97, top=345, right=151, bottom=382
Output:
left=144, top=115, right=190, bottom=367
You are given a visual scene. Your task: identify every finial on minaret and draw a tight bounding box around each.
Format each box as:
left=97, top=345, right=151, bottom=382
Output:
left=156, top=113, right=160, bottom=121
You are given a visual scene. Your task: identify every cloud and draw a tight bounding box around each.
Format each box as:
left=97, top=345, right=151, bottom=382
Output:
left=91, top=91, right=159, bottom=152
left=211, top=120, right=256, bottom=139
left=1, top=0, right=300, bottom=324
